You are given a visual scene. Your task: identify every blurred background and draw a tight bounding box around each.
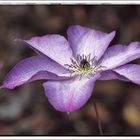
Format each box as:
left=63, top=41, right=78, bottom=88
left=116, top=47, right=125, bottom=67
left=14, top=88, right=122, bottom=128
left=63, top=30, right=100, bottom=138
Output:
left=0, top=5, right=140, bottom=135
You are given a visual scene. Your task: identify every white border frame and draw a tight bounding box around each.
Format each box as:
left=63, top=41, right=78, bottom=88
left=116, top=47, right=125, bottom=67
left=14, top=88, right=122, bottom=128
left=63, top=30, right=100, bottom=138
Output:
left=0, top=136, right=140, bottom=139
left=0, top=1, right=139, bottom=139
left=0, top=0, right=139, bottom=4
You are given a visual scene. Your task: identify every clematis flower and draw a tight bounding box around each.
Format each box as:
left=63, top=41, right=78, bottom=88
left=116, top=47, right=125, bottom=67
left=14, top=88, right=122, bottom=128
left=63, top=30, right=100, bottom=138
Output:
left=1, top=25, right=140, bottom=112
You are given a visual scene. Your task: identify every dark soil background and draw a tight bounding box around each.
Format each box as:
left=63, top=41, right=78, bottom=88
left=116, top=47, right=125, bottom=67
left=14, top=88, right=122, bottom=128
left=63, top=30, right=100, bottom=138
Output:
left=0, top=5, right=139, bottom=135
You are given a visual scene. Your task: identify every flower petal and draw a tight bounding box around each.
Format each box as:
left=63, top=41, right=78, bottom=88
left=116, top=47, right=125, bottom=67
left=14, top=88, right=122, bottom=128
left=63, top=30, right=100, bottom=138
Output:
left=2, top=56, right=69, bottom=89
left=67, top=25, right=90, bottom=55
left=100, top=42, right=140, bottom=70
left=16, top=35, right=73, bottom=66
left=99, top=70, right=128, bottom=81
left=43, top=74, right=100, bottom=112
left=114, top=64, right=140, bottom=85
left=67, top=25, right=115, bottom=60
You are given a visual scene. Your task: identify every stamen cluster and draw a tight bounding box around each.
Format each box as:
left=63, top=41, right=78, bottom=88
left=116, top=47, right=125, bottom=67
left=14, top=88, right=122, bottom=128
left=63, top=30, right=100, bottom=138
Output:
left=65, top=54, right=104, bottom=78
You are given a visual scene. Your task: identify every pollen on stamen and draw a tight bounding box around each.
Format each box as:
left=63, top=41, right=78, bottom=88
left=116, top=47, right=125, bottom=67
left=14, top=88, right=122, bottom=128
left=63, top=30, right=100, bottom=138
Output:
left=65, top=54, right=105, bottom=78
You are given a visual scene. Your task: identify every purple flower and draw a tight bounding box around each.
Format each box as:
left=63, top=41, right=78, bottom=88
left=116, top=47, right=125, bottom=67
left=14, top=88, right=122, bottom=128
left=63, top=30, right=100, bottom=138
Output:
left=1, top=25, right=140, bottom=112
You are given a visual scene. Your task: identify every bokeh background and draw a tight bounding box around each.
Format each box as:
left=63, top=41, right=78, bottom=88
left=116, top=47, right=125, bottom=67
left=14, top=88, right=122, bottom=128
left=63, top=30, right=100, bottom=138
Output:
left=0, top=5, right=140, bottom=135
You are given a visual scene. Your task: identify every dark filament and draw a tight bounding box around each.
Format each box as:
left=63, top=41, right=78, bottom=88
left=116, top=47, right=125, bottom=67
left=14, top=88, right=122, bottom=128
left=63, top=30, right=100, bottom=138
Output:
left=92, top=99, right=103, bottom=135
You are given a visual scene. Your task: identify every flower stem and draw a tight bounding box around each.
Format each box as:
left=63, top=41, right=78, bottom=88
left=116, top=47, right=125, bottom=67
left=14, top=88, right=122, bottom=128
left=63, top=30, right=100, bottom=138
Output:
left=92, top=99, right=103, bottom=135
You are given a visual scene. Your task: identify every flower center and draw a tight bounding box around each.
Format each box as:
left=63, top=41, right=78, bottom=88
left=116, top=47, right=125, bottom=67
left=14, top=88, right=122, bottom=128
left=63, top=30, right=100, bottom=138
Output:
left=79, top=59, right=90, bottom=70
left=65, top=54, right=105, bottom=78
